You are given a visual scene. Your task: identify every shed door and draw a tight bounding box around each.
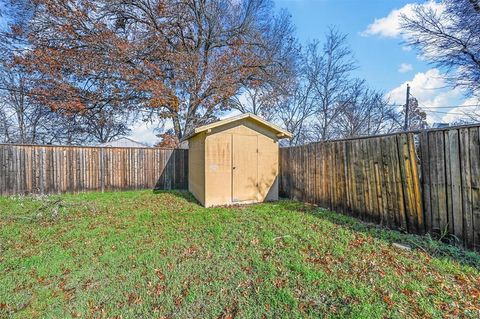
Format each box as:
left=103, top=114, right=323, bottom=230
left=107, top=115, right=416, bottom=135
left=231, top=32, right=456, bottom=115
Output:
left=232, top=135, right=258, bottom=202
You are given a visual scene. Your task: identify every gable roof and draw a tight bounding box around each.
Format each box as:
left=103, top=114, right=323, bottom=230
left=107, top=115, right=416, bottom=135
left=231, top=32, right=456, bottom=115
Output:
left=97, top=137, right=149, bottom=148
left=182, top=113, right=292, bottom=141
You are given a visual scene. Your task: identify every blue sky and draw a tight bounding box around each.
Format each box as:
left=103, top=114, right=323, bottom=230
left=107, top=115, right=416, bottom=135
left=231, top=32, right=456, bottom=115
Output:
left=269, top=0, right=470, bottom=124
left=274, top=0, right=421, bottom=90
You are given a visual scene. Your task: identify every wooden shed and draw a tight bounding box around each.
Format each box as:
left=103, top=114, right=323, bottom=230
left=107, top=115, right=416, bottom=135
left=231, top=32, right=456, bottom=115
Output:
left=183, top=113, right=292, bottom=207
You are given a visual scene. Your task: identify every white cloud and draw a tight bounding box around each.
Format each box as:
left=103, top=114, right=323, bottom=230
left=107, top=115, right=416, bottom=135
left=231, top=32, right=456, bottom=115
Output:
left=362, top=1, right=444, bottom=38
left=398, top=63, right=413, bottom=73
left=126, top=110, right=242, bottom=146
left=387, top=68, right=465, bottom=123
left=128, top=120, right=162, bottom=146
left=441, top=97, right=480, bottom=123
left=221, top=109, right=242, bottom=118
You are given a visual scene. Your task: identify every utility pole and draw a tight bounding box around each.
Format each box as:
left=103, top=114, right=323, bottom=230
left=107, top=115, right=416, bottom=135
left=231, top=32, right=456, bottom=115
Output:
left=403, top=84, right=410, bottom=131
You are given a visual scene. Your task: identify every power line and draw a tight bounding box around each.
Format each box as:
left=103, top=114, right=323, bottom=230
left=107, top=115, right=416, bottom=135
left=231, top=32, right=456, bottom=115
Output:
left=389, top=102, right=480, bottom=109
left=421, top=104, right=480, bottom=109
left=423, top=109, right=468, bottom=115
left=407, top=90, right=480, bottom=118
left=417, top=85, right=450, bottom=90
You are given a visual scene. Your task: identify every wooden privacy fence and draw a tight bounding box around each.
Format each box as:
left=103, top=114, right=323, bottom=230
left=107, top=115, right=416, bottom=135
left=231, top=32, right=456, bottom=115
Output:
left=280, top=126, right=480, bottom=251
left=0, top=144, right=188, bottom=195
left=419, top=127, right=480, bottom=250
left=2, top=126, right=480, bottom=250
left=279, top=133, right=424, bottom=235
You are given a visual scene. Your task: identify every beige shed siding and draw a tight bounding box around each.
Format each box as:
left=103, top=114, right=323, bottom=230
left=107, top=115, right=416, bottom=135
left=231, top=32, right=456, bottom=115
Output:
left=258, top=135, right=279, bottom=202
left=188, top=133, right=206, bottom=206
left=232, top=134, right=258, bottom=202
left=202, top=119, right=279, bottom=207
left=204, top=132, right=233, bottom=207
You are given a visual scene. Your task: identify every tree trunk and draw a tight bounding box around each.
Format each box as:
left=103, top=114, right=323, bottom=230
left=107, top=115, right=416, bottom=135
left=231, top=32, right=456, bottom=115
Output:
left=172, top=114, right=183, bottom=139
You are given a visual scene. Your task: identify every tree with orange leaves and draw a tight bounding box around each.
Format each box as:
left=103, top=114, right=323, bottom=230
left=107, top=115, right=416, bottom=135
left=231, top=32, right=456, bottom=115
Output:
left=11, top=0, right=295, bottom=140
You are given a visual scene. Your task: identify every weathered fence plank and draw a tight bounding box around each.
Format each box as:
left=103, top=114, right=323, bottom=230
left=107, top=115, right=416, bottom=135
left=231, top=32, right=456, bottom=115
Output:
left=471, top=128, right=480, bottom=250
left=0, top=144, right=188, bottom=195
left=279, top=126, right=480, bottom=251
left=279, top=134, right=419, bottom=233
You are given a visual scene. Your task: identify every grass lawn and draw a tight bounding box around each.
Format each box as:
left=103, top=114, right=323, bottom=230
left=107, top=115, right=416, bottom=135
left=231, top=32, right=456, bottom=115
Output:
left=1, top=190, right=479, bottom=318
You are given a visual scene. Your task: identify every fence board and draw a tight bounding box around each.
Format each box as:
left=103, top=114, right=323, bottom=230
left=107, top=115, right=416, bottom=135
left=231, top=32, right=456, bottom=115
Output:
left=460, top=129, right=473, bottom=248
left=279, top=125, right=480, bottom=251
left=470, top=127, right=480, bottom=250
left=279, top=134, right=420, bottom=232
left=0, top=144, right=188, bottom=195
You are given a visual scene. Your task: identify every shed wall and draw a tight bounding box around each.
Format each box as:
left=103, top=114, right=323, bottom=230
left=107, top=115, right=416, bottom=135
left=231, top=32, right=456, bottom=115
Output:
left=258, top=135, right=279, bottom=202
left=188, top=133, right=206, bottom=205
left=205, top=133, right=232, bottom=207
left=204, top=119, right=279, bottom=207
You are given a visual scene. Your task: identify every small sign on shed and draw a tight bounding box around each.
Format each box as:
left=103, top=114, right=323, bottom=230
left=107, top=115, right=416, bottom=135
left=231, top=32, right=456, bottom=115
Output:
left=182, top=113, right=292, bottom=207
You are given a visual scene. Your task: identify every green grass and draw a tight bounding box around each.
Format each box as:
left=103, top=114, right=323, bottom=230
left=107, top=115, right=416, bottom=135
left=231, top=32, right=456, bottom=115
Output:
left=1, top=190, right=479, bottom=318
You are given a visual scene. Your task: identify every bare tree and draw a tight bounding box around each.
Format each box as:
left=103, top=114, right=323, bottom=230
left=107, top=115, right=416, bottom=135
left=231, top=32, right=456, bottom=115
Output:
left=276, top=76, right=316, bottom=146
left=78, top=108, right=135, bottom=144
left=0, top=107, right=13, bottom=143
left=451, top=108, right=480, bottom=125
left=228, top=9, right=300, bottom=121
left=334, top=80, right=401, bottom=138
left=276, top=28, right=401, bottom=145
left=401, top=0, right=480, bottom=99
left=0, top=0, right=87, bottom=145
left=0, top=0, right=50, bottom=144
left=305, top=28, right=358, bottom=141
left=0, top=64, right=54, bottom=144
left=461, top=109, right=480, bottom=123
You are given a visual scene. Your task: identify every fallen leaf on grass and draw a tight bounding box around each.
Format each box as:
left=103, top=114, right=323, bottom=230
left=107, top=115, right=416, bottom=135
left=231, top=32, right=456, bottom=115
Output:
left=155, top=284, right=165, bottom=296
left=154, top=269, right=166, bottom=280
left=174, top=296, right=183, bottom=306
left=383, top=294, right=394, bottom=308
left=127, top=293, right=143, bottom=305
left=218, top=303, right=238, bottom=319
left=274, top=278, right=287, bottom=289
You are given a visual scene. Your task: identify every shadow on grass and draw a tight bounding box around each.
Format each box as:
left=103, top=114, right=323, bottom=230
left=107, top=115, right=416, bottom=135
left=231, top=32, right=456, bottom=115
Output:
left=143, top=191, right=480, bottom=270
left=152, top=189, right=201, bottom=205
left=279, top=199, right=480, bottom=271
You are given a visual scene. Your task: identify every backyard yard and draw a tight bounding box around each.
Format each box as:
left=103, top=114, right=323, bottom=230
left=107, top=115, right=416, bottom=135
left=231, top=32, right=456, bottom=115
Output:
left=1, top=190, right=479, bottom=318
